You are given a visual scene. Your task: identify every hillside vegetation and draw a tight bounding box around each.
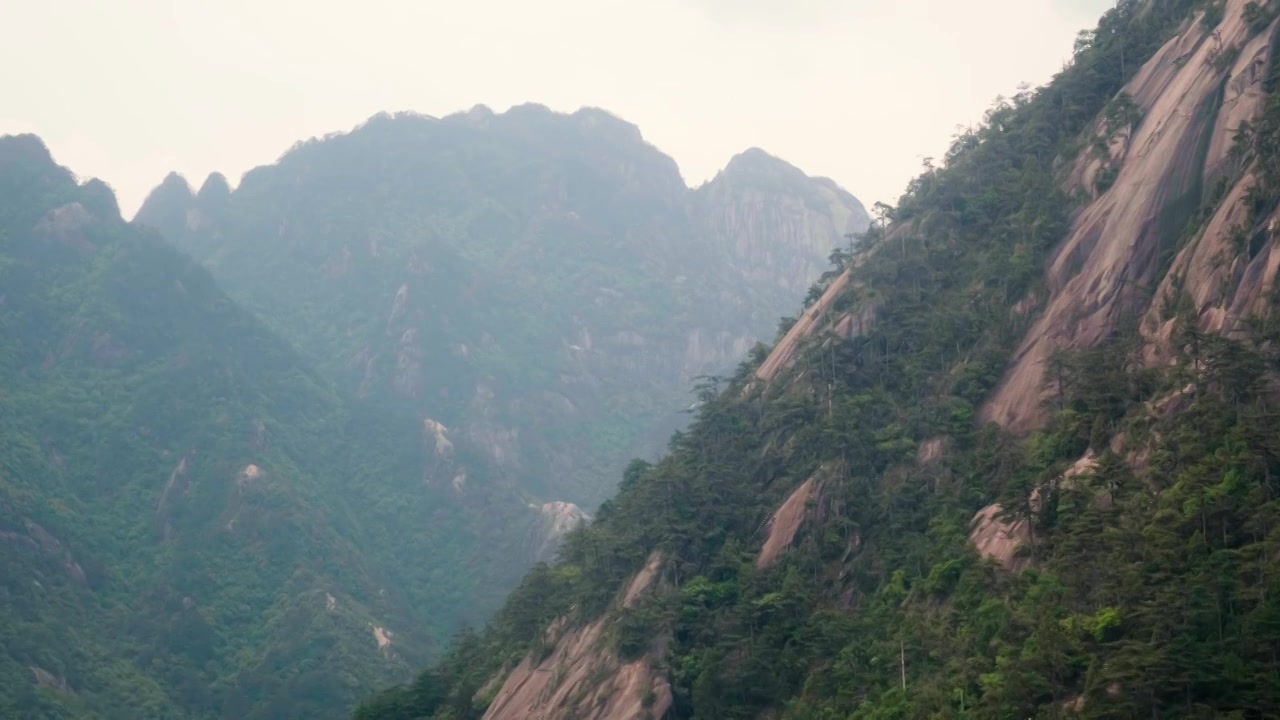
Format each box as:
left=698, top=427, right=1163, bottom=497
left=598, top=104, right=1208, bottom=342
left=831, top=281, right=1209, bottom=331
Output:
left=0, top=135, right=535, bottom=719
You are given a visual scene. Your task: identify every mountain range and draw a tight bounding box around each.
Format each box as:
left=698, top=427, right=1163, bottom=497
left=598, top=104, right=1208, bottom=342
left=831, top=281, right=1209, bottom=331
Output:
left=0, top=105, right=866, bottom=719
left=13, top=0, right=1280, bottom=717
left=135, top=104, right=868, bottom=511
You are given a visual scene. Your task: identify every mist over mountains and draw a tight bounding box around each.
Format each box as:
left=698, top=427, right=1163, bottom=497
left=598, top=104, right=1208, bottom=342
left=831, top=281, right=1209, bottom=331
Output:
left=0, top=104, right=867, bottom=719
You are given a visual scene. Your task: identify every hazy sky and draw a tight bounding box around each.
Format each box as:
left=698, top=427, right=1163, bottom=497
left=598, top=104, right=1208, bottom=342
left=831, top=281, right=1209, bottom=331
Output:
left=2, top=0, right=1116, bottom=216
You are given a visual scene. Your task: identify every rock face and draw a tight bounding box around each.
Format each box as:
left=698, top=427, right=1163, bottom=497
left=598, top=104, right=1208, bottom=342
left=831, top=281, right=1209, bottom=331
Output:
left=480, top=618, right=672, bottom=720
left=528, top=501, right=589, bottom=563
left=981, top=0, right=1280, bottom=433
left=696, top=147, right=869, bottom=296
left=135, top=105, right=869, bottom=513
left=481, top=552, right=671, bottom=720
left=757, top=470, right=823, bottom=570
left=969, top=504, right=1032, bottom=573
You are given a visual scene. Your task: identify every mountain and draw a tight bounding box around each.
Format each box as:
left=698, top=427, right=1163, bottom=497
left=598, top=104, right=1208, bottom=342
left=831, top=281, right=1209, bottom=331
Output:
left=696, top=146, right=867, bottom=298
left=0, top=135, right=565, bottom=719
left=0, top=107, right=865, bottom=717
left=355, top=1, right=1280, bottom=718
left=135, top=105, right=869, bottom=511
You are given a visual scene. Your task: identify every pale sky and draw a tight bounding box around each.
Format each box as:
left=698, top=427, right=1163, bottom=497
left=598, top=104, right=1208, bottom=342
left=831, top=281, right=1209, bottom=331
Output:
left=1, top=0, right=1116, bottom=216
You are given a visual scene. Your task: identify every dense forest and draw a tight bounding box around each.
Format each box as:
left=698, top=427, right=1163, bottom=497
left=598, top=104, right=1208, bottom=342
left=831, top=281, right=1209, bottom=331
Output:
left=354, top=0, right=1280, bottom=717
left=0, top=134, right=546, bottom=718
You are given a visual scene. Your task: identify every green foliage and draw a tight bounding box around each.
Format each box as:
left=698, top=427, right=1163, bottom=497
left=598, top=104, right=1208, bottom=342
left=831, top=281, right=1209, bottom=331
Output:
left=0, top=136, right=483, bottom=718
left=1244, top=1, right=1278, bottom=33
left=1201, top=1, right=1226, bottom=29
left=1236, top=22, right=1280, bottom=225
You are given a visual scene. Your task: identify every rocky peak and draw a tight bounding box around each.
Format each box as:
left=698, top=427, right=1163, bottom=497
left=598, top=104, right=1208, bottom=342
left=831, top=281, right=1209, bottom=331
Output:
left=571, top=106, right=647, bottom=145
left=0, top=133, right=58, bottom=172
left=695, top=148, right=869, bottom=295
left=451, top=103, right=496, bottom=128
left=528, top=501, right=589, bottom=563
left=0, top=134, right=77, bottom=213
left=134, top=171, right=198, bottom=235
left=79, top=177, right=121, bottom=221
left=155, top=171, right=196, bottom=201
left=718, top=146, right=806, bottom=180
left=196, top=172, right=231, bottom=210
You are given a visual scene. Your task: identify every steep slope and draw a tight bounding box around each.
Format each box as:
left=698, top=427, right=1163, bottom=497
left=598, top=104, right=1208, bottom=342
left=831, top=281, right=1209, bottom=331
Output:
left=982, top=0, right=1280, bottom=432
left=0, top=136, right=536, bottom=719
left=356, top=1, right=1280, bottom=718
left=135, top=106, right=868, bottom=512
left=695, top=146, right=867, bottom=298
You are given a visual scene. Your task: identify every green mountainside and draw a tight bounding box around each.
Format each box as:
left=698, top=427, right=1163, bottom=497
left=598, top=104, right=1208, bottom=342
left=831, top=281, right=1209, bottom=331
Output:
left=135, top=105, right=868, bottom=510
left=354, top=1, right=1280, bottom=718
left=0, top=135, right=540, bottom=719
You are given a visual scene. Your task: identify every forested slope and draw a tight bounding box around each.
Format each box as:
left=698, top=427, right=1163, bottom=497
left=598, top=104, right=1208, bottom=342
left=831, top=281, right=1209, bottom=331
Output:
left=355, top=1, right=1280, bottom=718
left=0, top=135, right=534, bottom=719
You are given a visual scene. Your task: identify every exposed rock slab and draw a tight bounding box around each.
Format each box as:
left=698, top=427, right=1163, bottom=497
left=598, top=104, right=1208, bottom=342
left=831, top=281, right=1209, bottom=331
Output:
left=482, top=552, right=670, bottom=720
left=757, top=477, right=818, bottom=570
left=982, top=0, right=1272, bottom=433
left=969, top=504, right=1031, bottom=573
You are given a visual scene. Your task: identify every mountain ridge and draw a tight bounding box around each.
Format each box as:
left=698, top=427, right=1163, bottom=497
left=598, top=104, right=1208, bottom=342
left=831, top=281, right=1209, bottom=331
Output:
left=135, top=104, right=869, bottom=512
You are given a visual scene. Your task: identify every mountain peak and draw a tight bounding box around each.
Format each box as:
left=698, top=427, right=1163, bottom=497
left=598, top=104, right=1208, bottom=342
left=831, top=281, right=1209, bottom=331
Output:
left=154, top=171, right=195, bottom=201
left=455, top=104, right=496, bottom=127
left=79, top=177, right=121, bottom=221
left=719, top=147, right=807, bottom=180
left=438, top=103, right=648, bottom=146
left=196, top=172, right=231, bottom=210
left=0, top=134, right=75, bottom=192
left=0, top=133, right=56, bottom=170
left=134, top=171, right=196, bottom=228
left=571, top=106, right=644, bottom=143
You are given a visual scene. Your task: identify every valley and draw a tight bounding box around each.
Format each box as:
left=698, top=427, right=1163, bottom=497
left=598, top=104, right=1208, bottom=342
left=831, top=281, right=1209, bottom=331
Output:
left=4, top=0, right=1280, bottom=718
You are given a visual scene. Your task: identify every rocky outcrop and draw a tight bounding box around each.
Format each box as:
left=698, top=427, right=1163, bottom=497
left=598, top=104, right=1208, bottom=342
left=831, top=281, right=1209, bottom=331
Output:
left=480, top=618, right=671, bottom=720
left=834, top=304, right=877, bottom=340
left=29, top=666, right=71, bottom=693
left=695, top=148, right=870, bottom=296
left=757, top=475, right=820, bottom=570
left=156, top=453, right=193, bottom=542
left=752, top=229, right=892, bottom=384
left=622, top=552, right=665, bottom=609
left=754, top=270, right=854, bottom=383
left=482, top=552, right=671, bottom=720
left=528, top=501, right=589, bottom=563
left=0, top=519, right=88, bottom=586
left=34, top=202, right=96, bottom=254
left=916, top=437, right=949, bottom=465
left=982, top=0, right=1280, bottom=433
left=969, top=504, right=1032, bottom=573
left=970, top=451, right=1099, bottom=572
